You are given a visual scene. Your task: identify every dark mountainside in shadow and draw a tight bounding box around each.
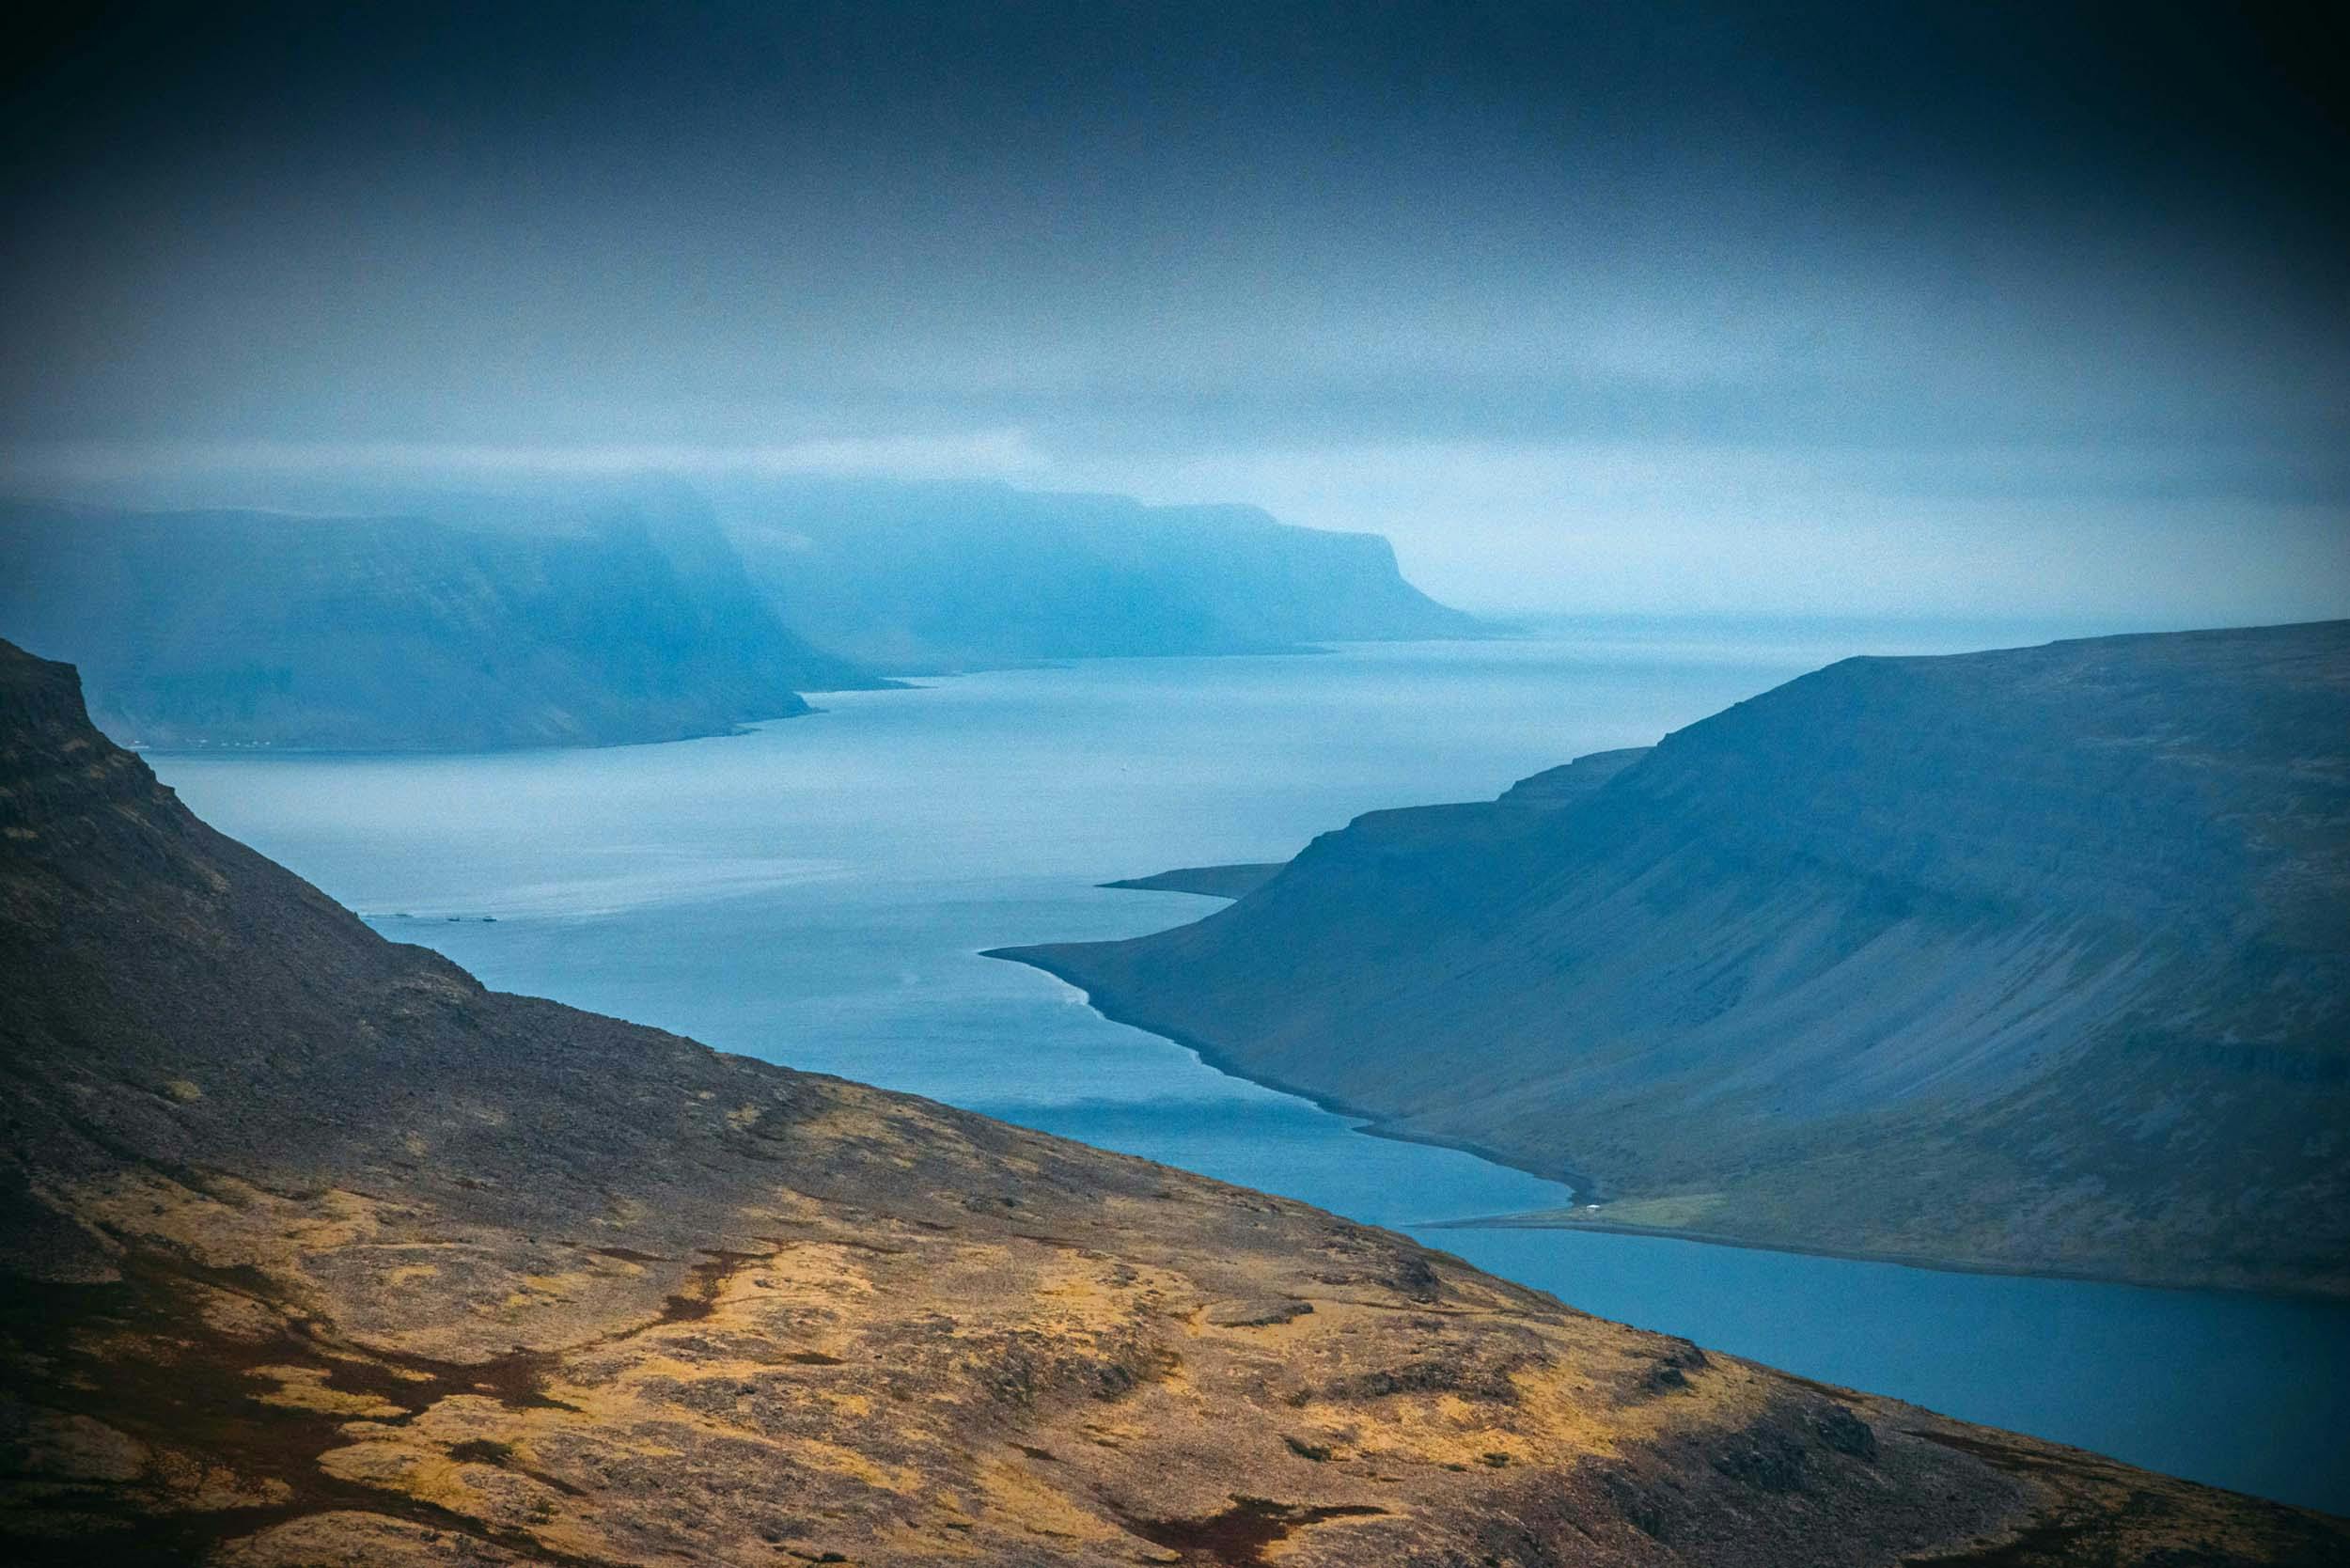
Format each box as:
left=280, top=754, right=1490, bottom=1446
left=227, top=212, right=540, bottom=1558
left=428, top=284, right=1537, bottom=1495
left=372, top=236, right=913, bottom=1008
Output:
left=996, top=623, right=2350, bottom=1297
left=6, top=638, right=2342, bottom=1564
left=0, top=493, right=887, bottom=752
left=710, top=477, right=1483, bottom=672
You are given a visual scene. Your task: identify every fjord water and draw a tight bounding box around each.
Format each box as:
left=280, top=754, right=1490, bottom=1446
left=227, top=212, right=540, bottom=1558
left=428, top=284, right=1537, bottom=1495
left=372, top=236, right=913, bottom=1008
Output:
left=151, top=628, right=2350, bottom=1513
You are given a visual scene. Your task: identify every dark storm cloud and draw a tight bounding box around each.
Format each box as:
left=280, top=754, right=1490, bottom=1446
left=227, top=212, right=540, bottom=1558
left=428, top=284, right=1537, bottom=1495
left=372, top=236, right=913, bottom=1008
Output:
left=2, top=2, right=2344, bottom=615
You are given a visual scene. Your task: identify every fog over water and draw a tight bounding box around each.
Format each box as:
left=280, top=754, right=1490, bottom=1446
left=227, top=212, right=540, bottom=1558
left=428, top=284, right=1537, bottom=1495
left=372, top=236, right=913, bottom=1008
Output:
left=151, top=630, right=2350, bottom=1513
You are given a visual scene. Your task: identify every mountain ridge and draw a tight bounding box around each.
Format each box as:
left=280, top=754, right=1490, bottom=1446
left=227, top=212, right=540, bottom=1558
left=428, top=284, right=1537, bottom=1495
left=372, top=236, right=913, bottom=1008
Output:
left=4, top=475, right=1484, bottom=748
left=0, top=494, right=887, bottom=752
left=995, top=621, right=2350, bottom=1296
left=710, top=477, right=1482, bottom=672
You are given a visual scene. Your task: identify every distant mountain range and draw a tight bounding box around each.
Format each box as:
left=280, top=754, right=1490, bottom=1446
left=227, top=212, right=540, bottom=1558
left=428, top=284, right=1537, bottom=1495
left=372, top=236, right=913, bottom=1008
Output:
left=7, top=635, right=2339, bottom=1564
left=0, top=477, right=1478, bottom=750
left=707, top=478, right=1482, bottom=672
left=0, top=491, right=881, bottom=751
left=997, top=621, right=2350, bottom=1297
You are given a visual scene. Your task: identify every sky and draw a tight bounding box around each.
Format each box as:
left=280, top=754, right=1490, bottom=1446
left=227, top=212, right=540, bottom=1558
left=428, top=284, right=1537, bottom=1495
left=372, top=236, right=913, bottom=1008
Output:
left=3, top=1, right=2345, bottom=619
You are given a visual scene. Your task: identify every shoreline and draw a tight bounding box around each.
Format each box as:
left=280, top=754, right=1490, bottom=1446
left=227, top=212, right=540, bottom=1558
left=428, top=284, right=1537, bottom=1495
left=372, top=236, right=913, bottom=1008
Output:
left=1417, top=1214, right=2350, bottom=1303
left=126, top=706, right=823, bottom=759
left=1097, top=862, right=1288, bottom=899
left=981, top=943, right=1603, bottom=1198
left=983, top=944, right=2349, bottom=1305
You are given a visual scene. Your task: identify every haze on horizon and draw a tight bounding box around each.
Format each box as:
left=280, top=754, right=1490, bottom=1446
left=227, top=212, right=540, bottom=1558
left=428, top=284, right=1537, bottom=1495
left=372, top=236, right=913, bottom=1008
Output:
left=4, top=1, right=2345, bottom=623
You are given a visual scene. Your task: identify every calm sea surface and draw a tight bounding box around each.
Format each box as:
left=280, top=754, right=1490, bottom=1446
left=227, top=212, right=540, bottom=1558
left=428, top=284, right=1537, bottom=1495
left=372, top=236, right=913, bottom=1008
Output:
left=151, top=627, right=2350, bottom=1513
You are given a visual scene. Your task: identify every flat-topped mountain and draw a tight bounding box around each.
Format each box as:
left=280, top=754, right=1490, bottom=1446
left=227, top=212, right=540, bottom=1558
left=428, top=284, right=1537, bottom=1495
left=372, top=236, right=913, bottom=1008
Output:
left=711, top=478, right=1482, bottom=672
left=5, top=473, right=1479, bottom=748
left=997, top=622, right=2350, bottom=1297
left=7, top=641, right=2341, bottom=1564
left=0, top=493, right=885, bottom=752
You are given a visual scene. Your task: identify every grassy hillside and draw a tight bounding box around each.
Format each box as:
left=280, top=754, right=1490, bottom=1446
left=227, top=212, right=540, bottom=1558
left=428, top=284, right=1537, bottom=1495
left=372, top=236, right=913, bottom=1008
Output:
left=6, top=639, right=2340, bottom=1563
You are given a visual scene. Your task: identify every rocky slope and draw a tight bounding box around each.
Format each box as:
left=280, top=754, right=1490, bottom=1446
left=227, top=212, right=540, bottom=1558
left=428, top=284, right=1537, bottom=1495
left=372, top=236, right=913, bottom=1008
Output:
left=997, top=624, right=2350, bottom=1296
left=712, top=478, right=1481, bottom=672
left=5, top=642, right=2342, bottom=1564
left=0, top=493, right=885, bottom=751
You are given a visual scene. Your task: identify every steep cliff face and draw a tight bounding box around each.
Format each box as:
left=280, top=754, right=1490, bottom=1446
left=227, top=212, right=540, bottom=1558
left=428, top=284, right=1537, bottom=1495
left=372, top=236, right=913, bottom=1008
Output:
left=0, top=495, right=885, bottom=751
left=6, top=640, right=2340, bottom=1565
left=999, top=623, right=2350, bottom=1295
left=714, top=478, right=1481, bottom=671
left=1, top=476, right=1475, bottom=747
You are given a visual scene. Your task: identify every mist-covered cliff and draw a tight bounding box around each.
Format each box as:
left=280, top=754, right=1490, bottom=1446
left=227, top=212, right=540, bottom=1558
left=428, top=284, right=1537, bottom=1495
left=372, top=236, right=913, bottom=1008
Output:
left=712, top=478, right=1482, bottom=671
left=4, top=473, right=1478, bottom=747
left=0, top=493, right=884, bottom=751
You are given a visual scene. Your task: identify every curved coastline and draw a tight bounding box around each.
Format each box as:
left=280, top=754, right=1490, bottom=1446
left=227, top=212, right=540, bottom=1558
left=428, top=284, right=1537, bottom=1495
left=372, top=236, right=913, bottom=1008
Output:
left=980, top=943, right=1601, bottom=1204
left=980, top=944, right=2340, bottom=1300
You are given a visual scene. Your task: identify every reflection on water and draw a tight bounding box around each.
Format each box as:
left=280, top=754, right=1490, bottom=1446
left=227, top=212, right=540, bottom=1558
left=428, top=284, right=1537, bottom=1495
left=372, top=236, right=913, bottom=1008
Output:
left=153, top=627, right=2350, bottom=1513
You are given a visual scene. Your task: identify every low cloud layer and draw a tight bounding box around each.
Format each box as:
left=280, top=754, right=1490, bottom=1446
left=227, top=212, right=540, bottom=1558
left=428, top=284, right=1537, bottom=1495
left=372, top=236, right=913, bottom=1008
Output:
left=5, top=2, right=2343, bottom=621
